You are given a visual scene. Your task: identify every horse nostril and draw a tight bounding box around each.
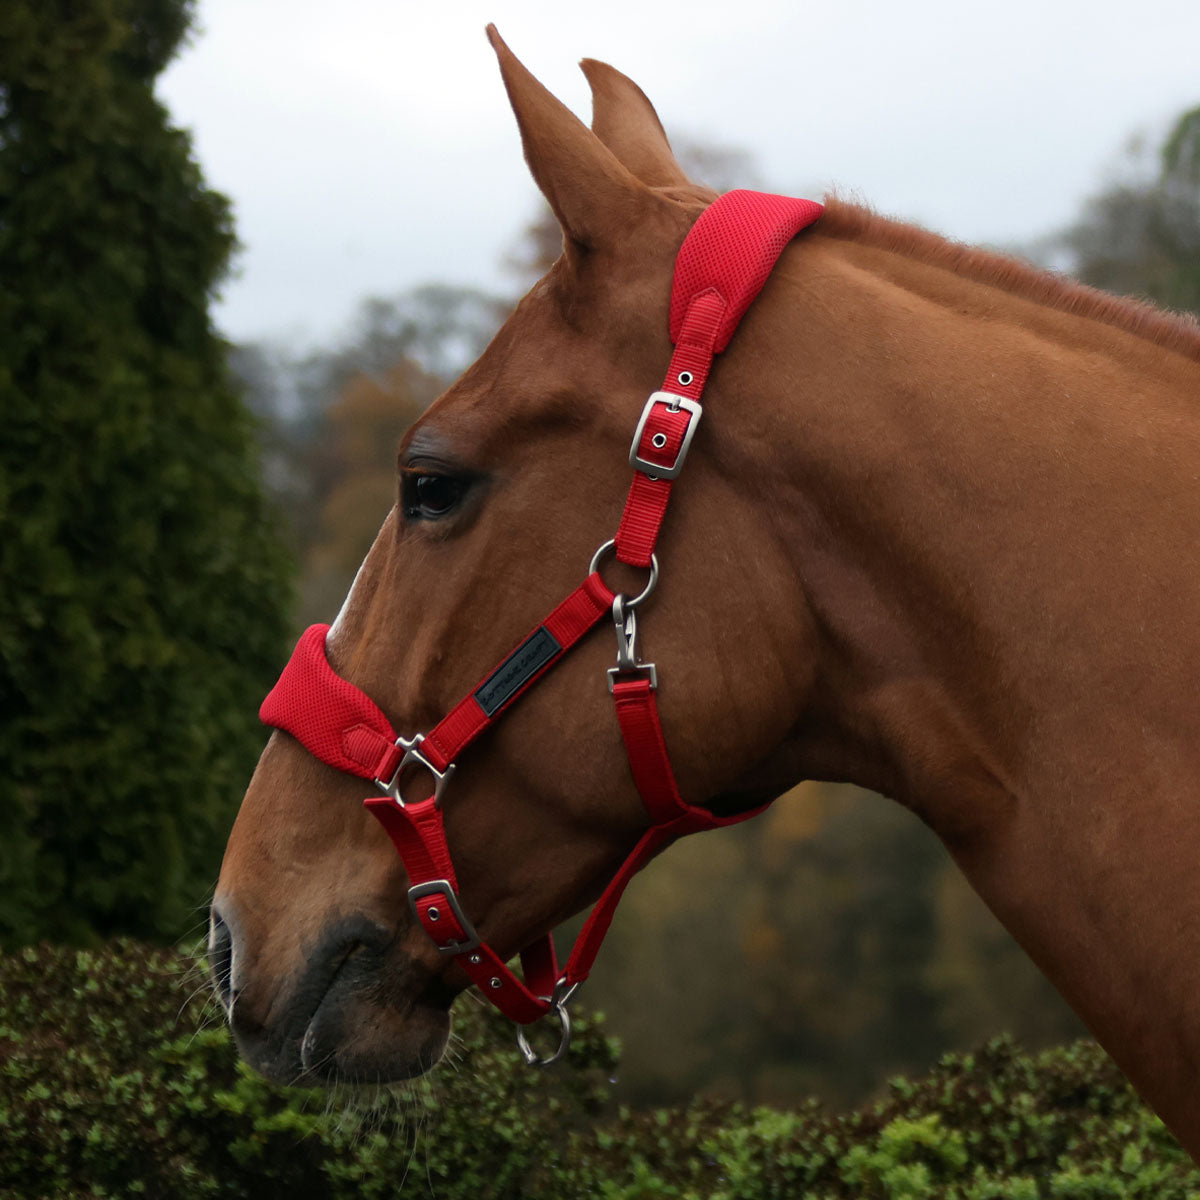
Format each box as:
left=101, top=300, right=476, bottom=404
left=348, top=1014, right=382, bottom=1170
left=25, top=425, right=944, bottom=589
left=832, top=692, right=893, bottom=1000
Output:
left=208, top=907, right=235, bottom=1015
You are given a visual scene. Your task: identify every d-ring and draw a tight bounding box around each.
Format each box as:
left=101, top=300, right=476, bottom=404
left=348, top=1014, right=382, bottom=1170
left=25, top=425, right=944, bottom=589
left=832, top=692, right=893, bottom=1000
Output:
left=516, top=1001, right=573, bottom=1068
left=588, top=539, right=659, bottom=609
left=515, top=978, right=581, bottom=1068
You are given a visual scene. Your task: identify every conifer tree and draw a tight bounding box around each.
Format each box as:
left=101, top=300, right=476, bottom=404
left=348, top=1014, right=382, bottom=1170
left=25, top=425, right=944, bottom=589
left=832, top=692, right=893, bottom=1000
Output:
left=0, top=0, right=291, bottom=943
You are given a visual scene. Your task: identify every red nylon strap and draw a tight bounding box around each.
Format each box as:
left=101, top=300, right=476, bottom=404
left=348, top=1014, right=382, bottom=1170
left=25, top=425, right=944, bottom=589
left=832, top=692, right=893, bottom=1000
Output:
left=422, top=572, right=614, bottom=772
left=615, top=190, right=823, bottom=567
left=561, top=825, right=673, bottom=985
left=262, top=573, right=614, bottom=792
left=552, top=678, right=774, bottom=991
left=365, top=793, right=558, bottom=1022
left=611, top=678, right=698, bottom=825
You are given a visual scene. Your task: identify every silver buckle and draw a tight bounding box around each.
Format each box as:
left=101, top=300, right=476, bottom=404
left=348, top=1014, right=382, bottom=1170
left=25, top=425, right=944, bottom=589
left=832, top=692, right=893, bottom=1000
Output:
left=628, top=392, right=702, bottom=481
left=374, top=733, right=456, bottom=807
left=407, top=879, right=481, bottom=955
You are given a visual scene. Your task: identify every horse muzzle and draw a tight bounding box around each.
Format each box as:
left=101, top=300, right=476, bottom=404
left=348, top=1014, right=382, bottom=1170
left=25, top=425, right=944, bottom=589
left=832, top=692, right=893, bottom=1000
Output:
left=208, top=902, right=452, bottom=1085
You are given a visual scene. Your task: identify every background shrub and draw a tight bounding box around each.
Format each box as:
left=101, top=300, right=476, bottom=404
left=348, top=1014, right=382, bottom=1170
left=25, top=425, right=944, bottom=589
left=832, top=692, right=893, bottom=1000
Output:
left=0, top=941, right=1194, bottom=1199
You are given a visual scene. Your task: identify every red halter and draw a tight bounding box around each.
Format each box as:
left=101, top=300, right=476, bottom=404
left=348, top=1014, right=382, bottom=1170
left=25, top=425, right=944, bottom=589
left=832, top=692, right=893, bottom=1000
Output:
left=259, top=190, right=824, bottom=1064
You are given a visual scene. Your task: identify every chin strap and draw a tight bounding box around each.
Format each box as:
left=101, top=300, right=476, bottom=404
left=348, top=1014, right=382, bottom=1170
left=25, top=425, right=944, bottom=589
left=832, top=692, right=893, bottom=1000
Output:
left=259, top=190, right=823, bottom=1065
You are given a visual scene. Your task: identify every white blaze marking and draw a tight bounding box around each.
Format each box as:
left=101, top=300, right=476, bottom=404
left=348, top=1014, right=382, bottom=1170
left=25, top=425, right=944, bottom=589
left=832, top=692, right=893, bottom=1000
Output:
left=328, top=558, right=367, bottom=643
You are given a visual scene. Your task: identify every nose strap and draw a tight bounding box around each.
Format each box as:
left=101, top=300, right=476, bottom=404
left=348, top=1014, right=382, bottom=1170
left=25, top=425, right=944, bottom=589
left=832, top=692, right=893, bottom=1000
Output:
left=260, top=623, right=405, bottom=783
left=261, top=573, right=616, bottom=784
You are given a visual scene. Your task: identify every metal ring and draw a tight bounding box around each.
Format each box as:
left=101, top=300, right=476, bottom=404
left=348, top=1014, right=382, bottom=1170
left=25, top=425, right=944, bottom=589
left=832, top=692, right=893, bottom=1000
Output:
left=588, top=539, right=659, bottom=609
left=515, top=1000, right=573, bottom=1068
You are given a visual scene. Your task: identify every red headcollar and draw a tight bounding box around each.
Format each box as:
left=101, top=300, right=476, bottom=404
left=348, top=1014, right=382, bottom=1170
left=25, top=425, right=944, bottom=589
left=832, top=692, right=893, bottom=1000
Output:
left=260, top=191, right=823, bottom=1064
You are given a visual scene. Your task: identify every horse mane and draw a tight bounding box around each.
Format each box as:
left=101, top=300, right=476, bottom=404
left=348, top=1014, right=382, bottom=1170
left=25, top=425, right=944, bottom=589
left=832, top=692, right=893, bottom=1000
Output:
left=817, top=196, right=1200, bottom=365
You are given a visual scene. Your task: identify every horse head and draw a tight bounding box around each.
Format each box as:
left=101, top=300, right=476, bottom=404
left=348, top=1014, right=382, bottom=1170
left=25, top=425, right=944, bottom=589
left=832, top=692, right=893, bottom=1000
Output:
left=212, top=30, right=822, bottom=1085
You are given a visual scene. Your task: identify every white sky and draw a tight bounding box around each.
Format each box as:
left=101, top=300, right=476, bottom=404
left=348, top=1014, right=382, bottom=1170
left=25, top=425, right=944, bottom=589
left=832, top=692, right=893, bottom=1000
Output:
left=159, top=0, right=1200, bottom=347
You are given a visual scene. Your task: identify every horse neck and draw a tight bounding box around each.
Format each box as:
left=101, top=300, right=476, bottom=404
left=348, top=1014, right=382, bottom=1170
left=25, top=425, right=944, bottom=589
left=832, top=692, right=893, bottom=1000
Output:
left=741, top=226, right=1200, bottom=1149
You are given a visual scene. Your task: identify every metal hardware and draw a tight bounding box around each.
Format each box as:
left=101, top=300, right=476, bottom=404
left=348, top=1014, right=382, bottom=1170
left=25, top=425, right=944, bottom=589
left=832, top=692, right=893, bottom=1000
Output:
left=406, top=880, right=481, bottom=955
left=607, top=663, right=658, bottom=693
left=677, top=371, right=693, bottom=386
left=489, top=977, right=502, bottom=989
left=651, top=432, right=668, bottom=449
left=629, top=392, right=702, bottom=481
left=427, top=907, right=440, bottom=922
left=516, top=979, right=581, bottom=1068
left=374, top=733, right=456, bottom=807
left=469, top=953, right=481, bottom=965
left=611, top=595, right=638, bottom=671
left=588, top=539, right=659, bottom=608
left=607, top=595, right=658, bottom=692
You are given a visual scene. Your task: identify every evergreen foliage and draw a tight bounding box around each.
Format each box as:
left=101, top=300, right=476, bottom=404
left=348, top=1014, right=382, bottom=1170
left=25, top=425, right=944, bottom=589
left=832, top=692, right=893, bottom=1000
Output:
left=0, top=941, right=617, bottom=1198
left=1, top=941, right=1193, bottom=1199
left=0, top=0, right=291, bottom=945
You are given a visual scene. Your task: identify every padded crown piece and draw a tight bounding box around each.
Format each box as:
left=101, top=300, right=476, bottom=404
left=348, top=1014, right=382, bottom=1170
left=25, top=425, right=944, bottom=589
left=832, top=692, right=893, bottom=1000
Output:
left=669, top=189, right=823, bottom=353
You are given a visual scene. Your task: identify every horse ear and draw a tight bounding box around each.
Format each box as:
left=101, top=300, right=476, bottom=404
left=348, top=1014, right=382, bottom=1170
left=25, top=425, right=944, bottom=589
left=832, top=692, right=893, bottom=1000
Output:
left=579, top=59, right=692, bottom=189
left=486, top=25, right=652, bottom=255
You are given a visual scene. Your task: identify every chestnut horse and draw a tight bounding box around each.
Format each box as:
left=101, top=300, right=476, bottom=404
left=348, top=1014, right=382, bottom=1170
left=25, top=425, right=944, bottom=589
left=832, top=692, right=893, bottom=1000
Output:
left=213, top=29, right=1200, bottom=1155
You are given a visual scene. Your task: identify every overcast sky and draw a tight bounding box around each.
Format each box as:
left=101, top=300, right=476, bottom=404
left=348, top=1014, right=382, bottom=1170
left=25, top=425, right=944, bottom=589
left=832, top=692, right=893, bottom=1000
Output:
left=159, top=0, right=1200, bottom=348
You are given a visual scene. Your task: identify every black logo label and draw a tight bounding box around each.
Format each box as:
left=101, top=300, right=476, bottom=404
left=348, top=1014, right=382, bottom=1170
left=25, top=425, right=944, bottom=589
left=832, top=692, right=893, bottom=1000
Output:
left=474, top=626, right=562, bottom=717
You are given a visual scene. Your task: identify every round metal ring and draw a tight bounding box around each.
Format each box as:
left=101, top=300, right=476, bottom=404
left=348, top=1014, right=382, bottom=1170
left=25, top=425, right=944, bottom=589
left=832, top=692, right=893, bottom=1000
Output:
left=588, top=539, right=659, bottom=608
left=516, top=1002, right=573, bottom=1068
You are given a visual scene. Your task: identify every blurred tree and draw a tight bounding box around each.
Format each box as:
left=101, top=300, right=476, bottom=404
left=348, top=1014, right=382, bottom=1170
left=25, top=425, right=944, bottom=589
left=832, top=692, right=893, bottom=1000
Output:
left=292, top=285, right=507, bottom=431
left=1055, top=104, right=1200, bottom=314
left=590, top=784, right=1083, bottom=1110
left=0, top=0, right=291, bottom=944
left=297, top=360, right=435, bottom=624
left=227, top=285, right=504, bottom=628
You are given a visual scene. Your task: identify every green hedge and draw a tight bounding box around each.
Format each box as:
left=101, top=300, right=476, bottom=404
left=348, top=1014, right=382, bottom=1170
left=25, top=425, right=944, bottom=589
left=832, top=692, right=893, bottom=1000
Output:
left=0, top=942, right=1194, bottom=1198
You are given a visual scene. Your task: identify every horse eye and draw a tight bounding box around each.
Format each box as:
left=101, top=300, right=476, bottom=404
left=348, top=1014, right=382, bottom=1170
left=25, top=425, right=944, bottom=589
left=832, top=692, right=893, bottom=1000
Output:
left=402, top=472, right=467, bottom=521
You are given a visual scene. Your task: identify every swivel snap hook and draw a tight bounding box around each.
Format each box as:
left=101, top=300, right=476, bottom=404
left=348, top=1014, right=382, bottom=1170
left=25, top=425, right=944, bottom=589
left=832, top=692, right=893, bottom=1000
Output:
left=611, top=595, right=640, bottom=672
left=607, top=594, right=658, bottom=692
